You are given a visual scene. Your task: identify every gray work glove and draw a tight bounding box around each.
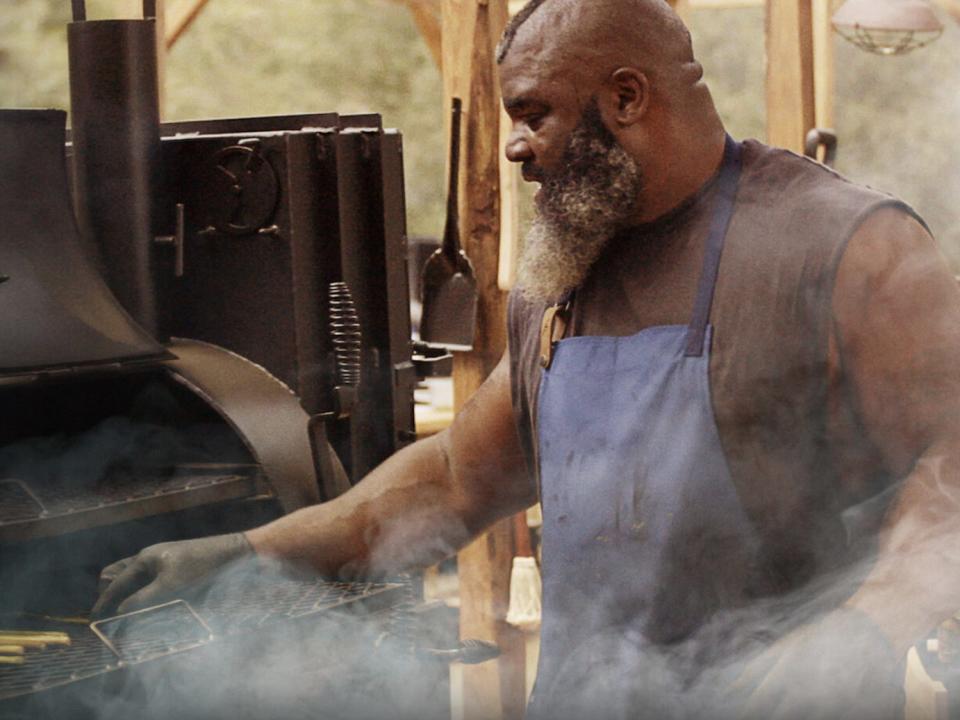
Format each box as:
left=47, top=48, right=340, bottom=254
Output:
left=91, top=532, right=253, bottom=619
left=726, top=608, right=904, bottom=720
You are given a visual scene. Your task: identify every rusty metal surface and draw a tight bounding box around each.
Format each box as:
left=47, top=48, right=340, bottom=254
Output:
left=0, top=110, right=167, bottom=379
left=162, top=339, right=321, bottom=512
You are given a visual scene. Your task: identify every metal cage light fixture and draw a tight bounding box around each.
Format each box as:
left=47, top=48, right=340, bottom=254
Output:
left=832, top=0, right=944, bottom=55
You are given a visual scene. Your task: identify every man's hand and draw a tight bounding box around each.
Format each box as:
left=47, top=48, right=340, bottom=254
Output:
left=92, top=533, right=253, bottom=619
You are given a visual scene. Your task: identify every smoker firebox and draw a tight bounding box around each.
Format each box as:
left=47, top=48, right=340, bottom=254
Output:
left=0, top=2, right=443, bottom=716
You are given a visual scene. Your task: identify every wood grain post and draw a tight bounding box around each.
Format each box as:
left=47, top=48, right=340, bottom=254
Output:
left=811, top=0, right=834, bottom=131
left=765, top=0, right=816, bottom=153
left=441, top=1, right=524, bottom=718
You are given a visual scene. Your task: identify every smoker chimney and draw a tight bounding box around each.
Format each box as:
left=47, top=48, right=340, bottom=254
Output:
left=67, top=0, right=161, bottom=336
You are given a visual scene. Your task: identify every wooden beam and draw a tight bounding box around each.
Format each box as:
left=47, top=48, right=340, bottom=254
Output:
left=442, top=2, right=524, bottom=719
left=165, top=0, right=212, bottom=51
left=765, top=0, right=816, bottom=153
left=397, top=0, right=443, bottom=69
left=498, top=105, right=519, bottom=291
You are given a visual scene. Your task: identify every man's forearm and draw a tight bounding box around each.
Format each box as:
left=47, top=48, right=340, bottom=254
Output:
left=245, top=430, right=504, bottom=578
left=845, top=445, right=960, bottom=655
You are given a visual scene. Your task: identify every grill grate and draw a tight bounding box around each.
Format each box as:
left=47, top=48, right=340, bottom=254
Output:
left=0, top=465, right=264, bottom=541
left=0, top=578, right=402, bottom=701
left=0, top=481, right=44, bottom=523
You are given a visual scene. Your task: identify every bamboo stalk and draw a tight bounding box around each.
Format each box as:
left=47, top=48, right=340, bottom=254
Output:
left=0, top=656, right=24, bottom=665
left=0, top=645, right=24, bottom=655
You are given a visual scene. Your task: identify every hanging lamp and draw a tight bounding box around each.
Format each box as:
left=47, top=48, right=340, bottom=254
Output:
left=832, top=0, right=943, bottom=55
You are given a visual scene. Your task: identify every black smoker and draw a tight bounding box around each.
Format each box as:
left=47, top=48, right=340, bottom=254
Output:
left=0, top=3, right=453, bottom=718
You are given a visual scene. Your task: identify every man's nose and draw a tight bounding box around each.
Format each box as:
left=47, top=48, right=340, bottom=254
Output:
left=504, top=132, right=532, bottom=164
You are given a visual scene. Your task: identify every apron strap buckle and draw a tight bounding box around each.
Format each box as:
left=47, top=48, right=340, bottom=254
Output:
left=539, top=302, right=570, bottom=370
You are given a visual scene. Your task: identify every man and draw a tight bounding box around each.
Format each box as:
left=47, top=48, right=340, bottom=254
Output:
left=95, top=1, right=960, bottom=717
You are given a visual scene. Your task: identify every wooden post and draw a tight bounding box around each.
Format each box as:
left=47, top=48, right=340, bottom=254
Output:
left=442, top=1, right=523, bottom=718
left=153, top=0, right=166, bottom=119
left=498, top=104, right=520, bottom=291
left=811, top=0, right=833, bottom=131
left=765, top=0, right=816, bottom=153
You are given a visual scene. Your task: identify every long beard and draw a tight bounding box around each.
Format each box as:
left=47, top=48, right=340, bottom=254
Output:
left=516, top=103, right=643, bottom=303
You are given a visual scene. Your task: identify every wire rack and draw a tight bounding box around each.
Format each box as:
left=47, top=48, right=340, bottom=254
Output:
left=0, top=577, right=403, bottom=702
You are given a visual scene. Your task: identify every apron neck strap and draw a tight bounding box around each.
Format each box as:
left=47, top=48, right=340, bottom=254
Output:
left=683, top=134, right=742, bottom=358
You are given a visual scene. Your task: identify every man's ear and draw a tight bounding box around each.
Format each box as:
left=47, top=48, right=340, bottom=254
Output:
left=606, top=67, right=649, bottom=126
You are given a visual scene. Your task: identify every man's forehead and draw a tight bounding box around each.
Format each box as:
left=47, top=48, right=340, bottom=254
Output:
left=498, top=6, right=605, bottom=99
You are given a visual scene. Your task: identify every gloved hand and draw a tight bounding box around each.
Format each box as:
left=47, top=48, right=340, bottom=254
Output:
left=726, top=608, right=904, bottom=720
left=91, top=532, right=254, bottom=619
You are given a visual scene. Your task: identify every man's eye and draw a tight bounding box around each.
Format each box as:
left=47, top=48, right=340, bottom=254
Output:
left=526, top=114, right=545, bottom=131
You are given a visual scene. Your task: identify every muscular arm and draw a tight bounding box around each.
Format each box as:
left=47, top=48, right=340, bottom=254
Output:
left=833, top=207, right=960, bottom=655
left=732, top=208, right=960, bottom=716
left=246, top=350, right=536, bottom=578
left=93, top=351, right=533, bottom=616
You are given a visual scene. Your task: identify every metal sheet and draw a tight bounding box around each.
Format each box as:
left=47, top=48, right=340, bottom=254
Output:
left=68, top=18, right=161, bottom=335
left=0, top=110, right=168, bottom=379
left=162, top=338, right=321, bottom=512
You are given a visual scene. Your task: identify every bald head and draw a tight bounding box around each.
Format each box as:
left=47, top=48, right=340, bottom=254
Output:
left=498, top=0, right=699, bottom=91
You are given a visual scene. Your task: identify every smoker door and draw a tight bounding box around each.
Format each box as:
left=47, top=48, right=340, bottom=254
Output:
left=155, top=120, right=415, bottom=483
left=0, top=109, right=168, bottom=380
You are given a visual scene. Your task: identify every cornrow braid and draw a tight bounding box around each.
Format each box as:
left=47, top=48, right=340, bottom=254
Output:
left=496, top=0, right=552, bottom=63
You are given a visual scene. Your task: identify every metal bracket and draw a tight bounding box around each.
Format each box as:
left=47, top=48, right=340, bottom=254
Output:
left=804, top=128, right=838, bottom=168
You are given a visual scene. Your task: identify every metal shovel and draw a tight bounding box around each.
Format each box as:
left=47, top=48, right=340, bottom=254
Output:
left=419, top=97, right=478, bottom=351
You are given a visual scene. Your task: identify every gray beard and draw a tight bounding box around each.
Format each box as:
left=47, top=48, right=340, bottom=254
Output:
left=516, top=107, right=643, bottom=304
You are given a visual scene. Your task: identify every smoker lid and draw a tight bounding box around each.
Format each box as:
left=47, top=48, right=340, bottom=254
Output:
left=0, top=109, right=168, bottom=378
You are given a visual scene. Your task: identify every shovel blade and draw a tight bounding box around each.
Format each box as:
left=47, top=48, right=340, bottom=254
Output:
left=419, top=269, right=478, bottom=351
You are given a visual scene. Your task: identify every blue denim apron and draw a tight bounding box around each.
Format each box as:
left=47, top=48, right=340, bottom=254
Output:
left=528, top=137, right=755, bottom=719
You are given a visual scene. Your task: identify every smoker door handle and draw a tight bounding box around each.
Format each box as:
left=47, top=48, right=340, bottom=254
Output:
left=154, top=203, right=186, bottom=277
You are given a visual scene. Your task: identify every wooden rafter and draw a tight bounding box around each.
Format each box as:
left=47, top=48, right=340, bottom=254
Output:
left=164, top=0, right=212, bottom=50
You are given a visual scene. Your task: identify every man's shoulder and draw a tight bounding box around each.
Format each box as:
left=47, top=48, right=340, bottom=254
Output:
left=733, top=138, right=924, bottom=258
left=739, top=138, right=908, bottom=214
